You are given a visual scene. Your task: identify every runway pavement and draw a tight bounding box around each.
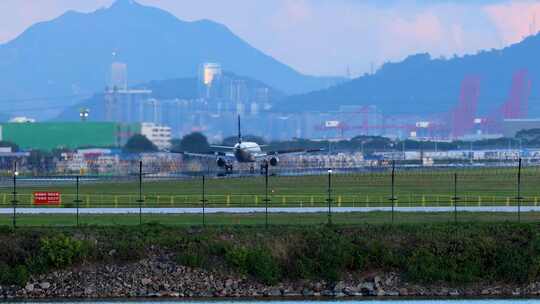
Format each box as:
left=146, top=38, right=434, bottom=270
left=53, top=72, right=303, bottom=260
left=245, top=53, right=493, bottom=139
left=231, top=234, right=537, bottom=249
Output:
left=0, top=206, right=534, bottom=214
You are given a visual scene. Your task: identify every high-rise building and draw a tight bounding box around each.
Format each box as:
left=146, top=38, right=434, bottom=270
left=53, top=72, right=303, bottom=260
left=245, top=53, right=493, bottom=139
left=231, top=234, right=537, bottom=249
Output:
left=104, top=89, right=152, bottom=122
left=110, top=62, right=128, bottom=90
left=199, top=63, right=223, bottom=100
left=202, top=63, right=222, bottom=86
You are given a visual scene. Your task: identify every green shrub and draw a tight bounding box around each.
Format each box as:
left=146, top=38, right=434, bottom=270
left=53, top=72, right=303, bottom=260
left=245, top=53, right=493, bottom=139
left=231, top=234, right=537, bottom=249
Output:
left=0, top=264, right=29, bottom=286
left=0, top=262, right=10, bottom=284
left=9, top=265, right=29, bottom=286
left=39, top=234, right=89, bottom=268
left=406, top=247, right=443, bottom=283
left=245, top=247, right=281, bottom=285
left=176, top=242, right=209, bottom=268
left=288, top=229, right=355, bottom=282
left=109, top=238, right=145, bottom=261
left=225, top=246, right=248, bottom=270
left=223, top=245, right=281, bottom=285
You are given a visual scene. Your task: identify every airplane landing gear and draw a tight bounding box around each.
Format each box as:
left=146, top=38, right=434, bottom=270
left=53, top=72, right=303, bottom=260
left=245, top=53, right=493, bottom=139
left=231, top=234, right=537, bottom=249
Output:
left=260, top=160, right=269, bottom=175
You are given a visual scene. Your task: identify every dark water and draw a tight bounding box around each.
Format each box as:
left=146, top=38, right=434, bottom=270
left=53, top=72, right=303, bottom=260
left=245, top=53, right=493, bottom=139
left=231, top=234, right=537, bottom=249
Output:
left=5, top=301, right=540, bottom=304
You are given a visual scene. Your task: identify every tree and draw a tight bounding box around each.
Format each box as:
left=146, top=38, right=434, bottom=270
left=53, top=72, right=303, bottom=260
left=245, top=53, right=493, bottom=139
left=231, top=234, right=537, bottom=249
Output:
left=173, top=132, right=210, bottom=153
left=123, top=134, right=158, bottom=153
left=516, top=128, right=540, bottom=144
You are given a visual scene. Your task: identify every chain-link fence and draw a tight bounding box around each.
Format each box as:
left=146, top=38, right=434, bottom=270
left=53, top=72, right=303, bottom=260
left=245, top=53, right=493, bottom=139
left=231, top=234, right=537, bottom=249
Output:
left=1, top=160, right=539, bottom=227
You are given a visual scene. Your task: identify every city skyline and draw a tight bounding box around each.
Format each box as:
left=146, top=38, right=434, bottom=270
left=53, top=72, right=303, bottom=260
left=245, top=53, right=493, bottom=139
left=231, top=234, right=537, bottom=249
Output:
left=0, top=0, right=539, bottom=77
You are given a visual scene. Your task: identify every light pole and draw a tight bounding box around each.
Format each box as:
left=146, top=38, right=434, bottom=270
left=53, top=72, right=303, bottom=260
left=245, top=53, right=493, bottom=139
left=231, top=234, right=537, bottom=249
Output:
left=327, top=169, right=333, bottom=225
left=11, top=161, right=18, bottom=228
left=79, top=108, right=89, bottom=122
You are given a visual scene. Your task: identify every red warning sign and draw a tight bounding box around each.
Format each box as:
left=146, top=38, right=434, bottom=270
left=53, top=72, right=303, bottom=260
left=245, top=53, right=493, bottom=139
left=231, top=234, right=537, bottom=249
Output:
left=33, top=192, right=61, bottom=206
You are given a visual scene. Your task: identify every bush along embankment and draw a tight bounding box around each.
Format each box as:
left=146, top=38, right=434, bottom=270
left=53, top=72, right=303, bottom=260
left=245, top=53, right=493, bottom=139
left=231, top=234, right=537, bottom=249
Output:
left=1, top=223, right=540, bottom=298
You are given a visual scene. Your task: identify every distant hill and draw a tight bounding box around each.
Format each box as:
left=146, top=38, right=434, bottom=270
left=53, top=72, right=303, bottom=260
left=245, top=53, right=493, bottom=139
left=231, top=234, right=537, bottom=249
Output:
left=0, top=0, right=342, bottom=119
left=278, top=34, right=540, bottom=116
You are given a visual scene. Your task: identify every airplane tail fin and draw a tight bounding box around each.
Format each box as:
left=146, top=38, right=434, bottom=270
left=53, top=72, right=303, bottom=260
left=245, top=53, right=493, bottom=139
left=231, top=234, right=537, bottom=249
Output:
left=237, top=115, right=242, bottom=144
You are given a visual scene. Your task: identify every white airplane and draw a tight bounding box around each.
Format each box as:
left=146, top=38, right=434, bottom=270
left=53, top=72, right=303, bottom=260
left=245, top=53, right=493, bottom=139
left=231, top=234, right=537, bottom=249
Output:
left=185, top=116, right=320, bottom=174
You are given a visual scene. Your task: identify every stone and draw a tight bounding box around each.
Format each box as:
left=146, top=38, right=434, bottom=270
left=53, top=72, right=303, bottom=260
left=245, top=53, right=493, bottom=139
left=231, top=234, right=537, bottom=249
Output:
left=84, top=287, right=94, bottom=295
left=267, top=289, right=281, bottom=297
left=283, top=290, right=302, bottom=297
left=374, top=276, right=382, bottom=288
left=449, top=290, right=460, bottom=297
left=376, top=289, right=386, bottom=297
left=398, top=288, right=409, bottom=296
left=141, top=278, right=152, bottom=286
left=385, top=274, right=395, bottom=286
left=39, top=282, right=51, bottom=290
left=224, top=279, right=234, bottom=288
left=358, top=282, right=375, bottom=295
left=25, top=283, right=34, bottom=292
left=385, top=290, right=399, bottom=297
left=343, top=287, right=358, bottom=296
left=333, top=281, right=345, bottom=292
left=334, top=292, right=346, bottom=297
left=302, top=289, right=315, bottom=297
left=321, top=290, right=334, bottom=297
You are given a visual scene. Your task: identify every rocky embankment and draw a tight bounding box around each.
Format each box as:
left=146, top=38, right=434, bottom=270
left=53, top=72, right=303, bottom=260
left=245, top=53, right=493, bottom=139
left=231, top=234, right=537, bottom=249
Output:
left=2, top=254, right=539, bottom=299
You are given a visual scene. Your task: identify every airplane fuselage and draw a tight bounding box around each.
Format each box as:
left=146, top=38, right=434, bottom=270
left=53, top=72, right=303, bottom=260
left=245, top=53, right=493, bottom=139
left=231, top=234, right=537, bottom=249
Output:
left=234, top=142, right=262, bottom=163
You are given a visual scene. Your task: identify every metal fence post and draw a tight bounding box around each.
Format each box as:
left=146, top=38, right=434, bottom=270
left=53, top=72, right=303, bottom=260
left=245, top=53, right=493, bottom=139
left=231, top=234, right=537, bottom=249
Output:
left=73, top=176, right=82, bottom=227
left=201, top=175, right=207, bottom=227
left=452, top=172, right=460, bottom=224
left=389, top=160, right=397, bottom=224
left=264, top=162, right=270, bottom=228
left=11, top=161, right=18, bottom=229
left=517, top=158, right=523, bottom=223
left=327, top=169, right=333, bottom=225
left=137, top=161, right=144, bottom=226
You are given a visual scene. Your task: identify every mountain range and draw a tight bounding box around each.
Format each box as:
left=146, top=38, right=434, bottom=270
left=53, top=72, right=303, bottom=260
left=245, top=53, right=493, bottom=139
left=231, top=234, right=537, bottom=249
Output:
left=280, top=34, right=540, bottom=117
left=0, top=0, right=341, bottom=119
left=2, top=0, right=540, bottom=121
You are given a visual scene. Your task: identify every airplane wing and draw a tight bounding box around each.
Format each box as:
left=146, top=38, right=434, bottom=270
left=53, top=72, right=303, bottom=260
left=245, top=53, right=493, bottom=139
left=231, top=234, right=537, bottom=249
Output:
left=267, top=148, right=324, bottom=155
left=254, top=148, right=323, bottom=159
left=181, top=151, right=235, bottom=159
left=210, top=145, right=235, bottom=150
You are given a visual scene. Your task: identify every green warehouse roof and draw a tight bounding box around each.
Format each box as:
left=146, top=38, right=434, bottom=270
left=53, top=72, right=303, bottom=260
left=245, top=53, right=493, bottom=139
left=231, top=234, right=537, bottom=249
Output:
left=0, top=122, right=140, bottom=151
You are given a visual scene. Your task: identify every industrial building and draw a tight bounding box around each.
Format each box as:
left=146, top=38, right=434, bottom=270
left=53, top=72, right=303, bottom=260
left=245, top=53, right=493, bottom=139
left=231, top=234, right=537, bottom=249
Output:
left=0, top=122, right=139, bottom=151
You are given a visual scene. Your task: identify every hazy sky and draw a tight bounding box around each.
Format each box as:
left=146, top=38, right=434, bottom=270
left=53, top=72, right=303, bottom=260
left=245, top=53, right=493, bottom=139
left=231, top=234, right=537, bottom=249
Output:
left=1, top=0, right=539, bottom=76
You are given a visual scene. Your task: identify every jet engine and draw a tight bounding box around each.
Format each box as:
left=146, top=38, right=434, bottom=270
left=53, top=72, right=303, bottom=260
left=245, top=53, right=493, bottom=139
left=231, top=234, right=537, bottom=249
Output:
left=269, top=156, right=279, bottom=166
left=216, top=157, right=227, bottom=168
